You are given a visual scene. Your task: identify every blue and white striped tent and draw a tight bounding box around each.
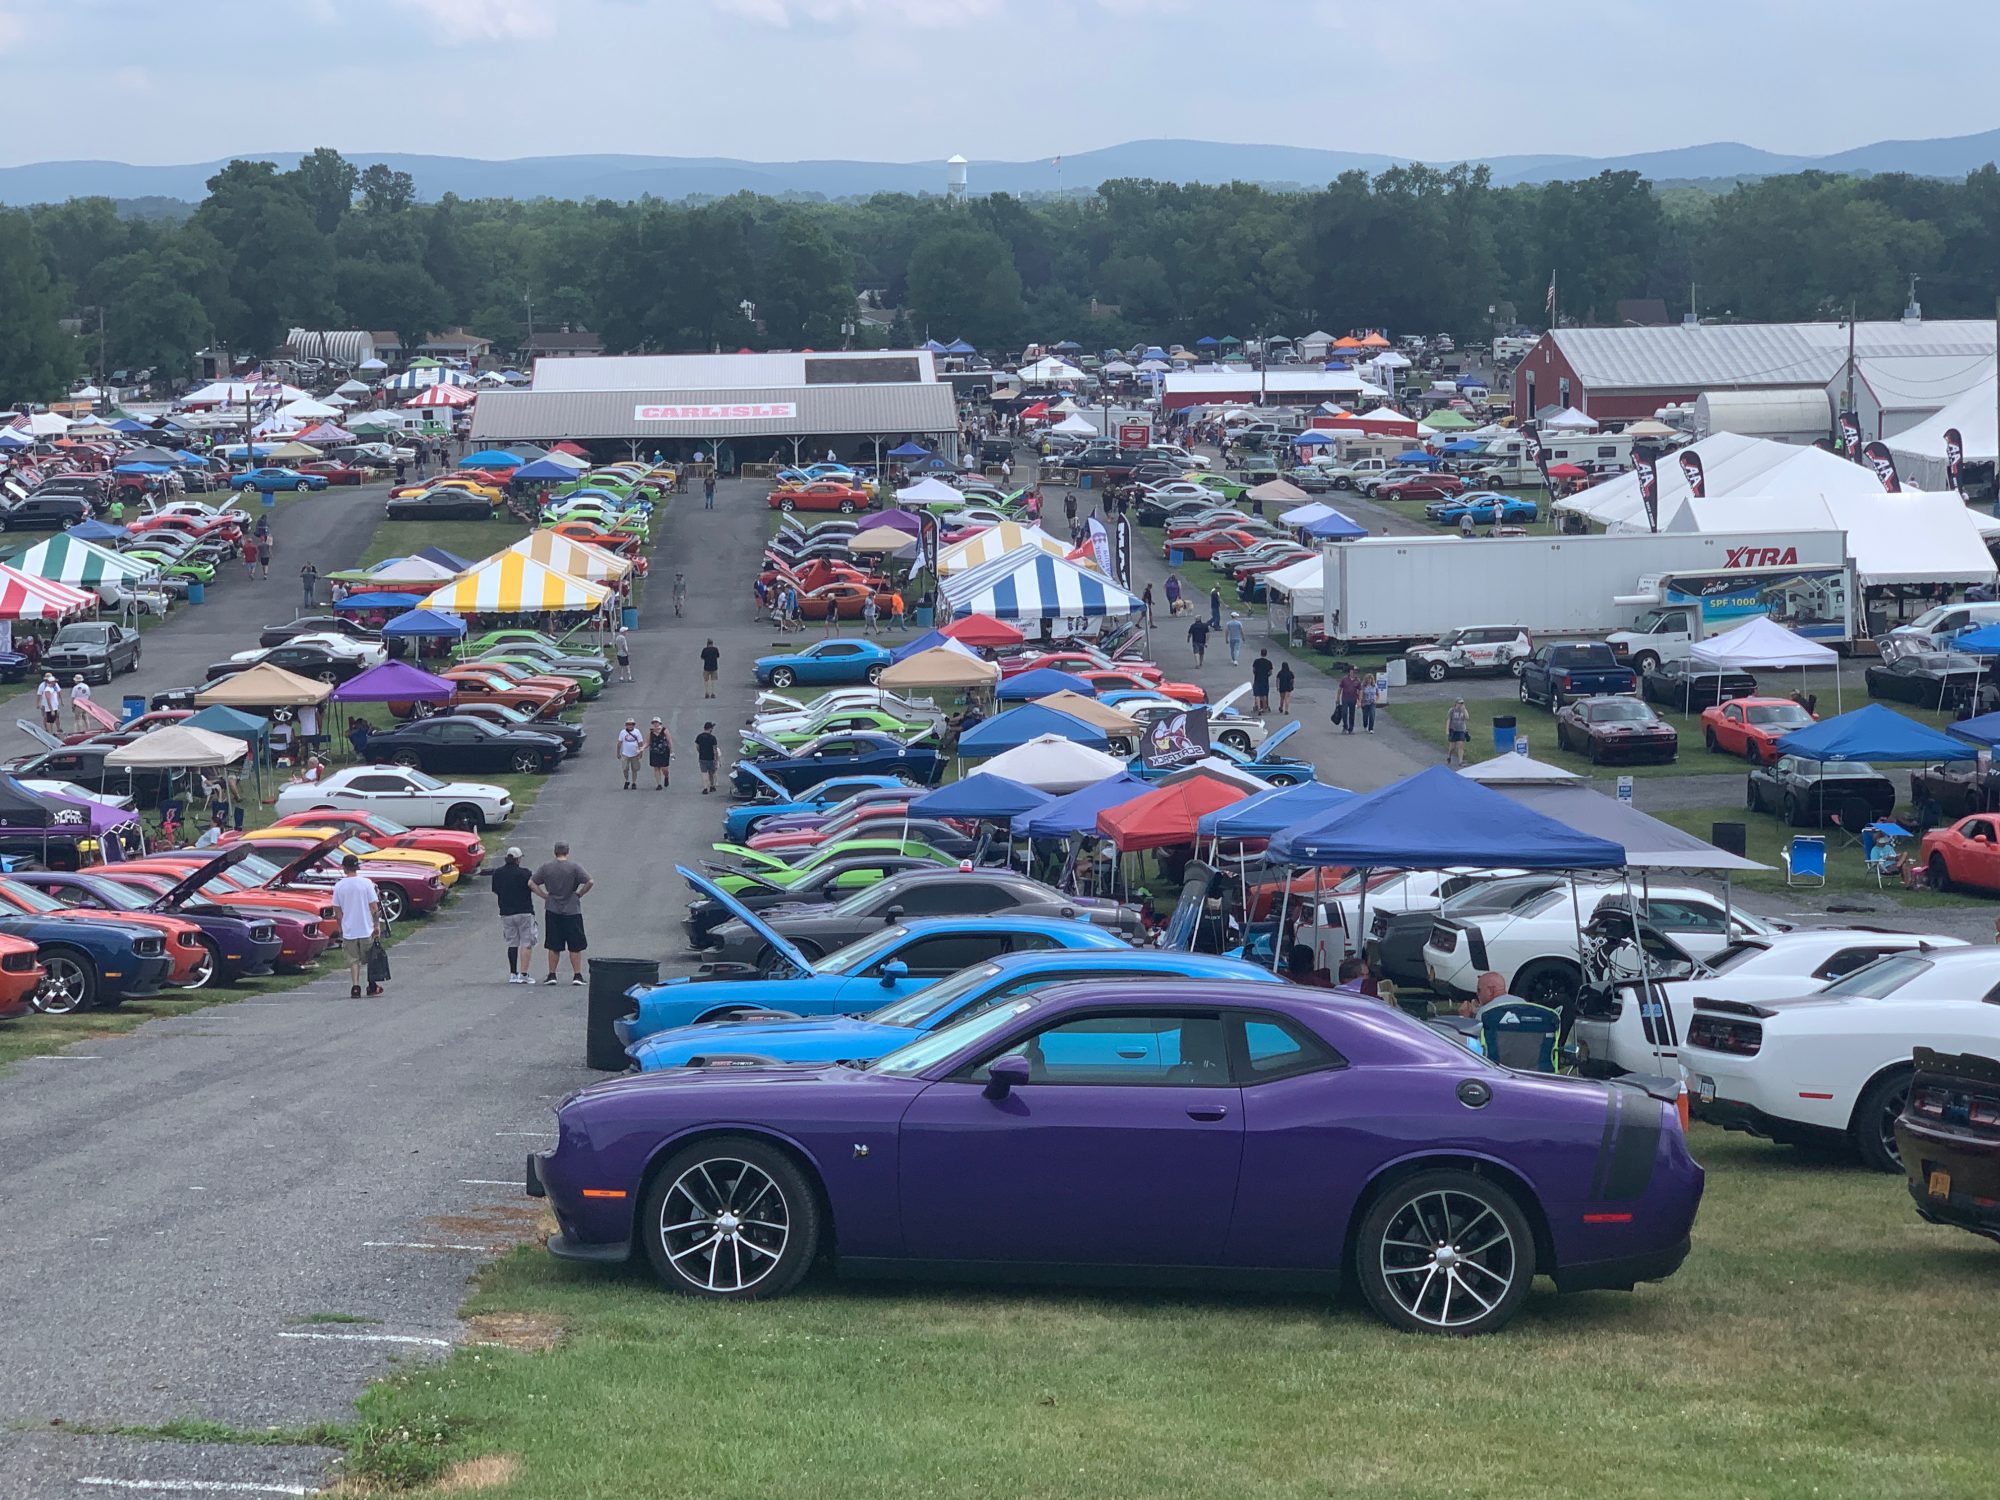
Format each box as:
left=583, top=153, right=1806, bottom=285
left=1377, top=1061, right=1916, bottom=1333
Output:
left=380, top=367, right=474, bottom=390
left=942, top=545, right=1144, bottom=622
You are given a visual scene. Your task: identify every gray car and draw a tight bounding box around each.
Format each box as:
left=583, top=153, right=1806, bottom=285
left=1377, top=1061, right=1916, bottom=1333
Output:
left=703, top=867, right=1144, bottom=972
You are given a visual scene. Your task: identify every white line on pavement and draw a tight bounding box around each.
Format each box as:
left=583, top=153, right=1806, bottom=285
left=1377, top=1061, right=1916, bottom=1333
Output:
left=362, top=1240, right=492, bottom=1252
left=24, top=1054, right=103, bottom=1060
left=279, top=1330, right=452, bottom=1349
left=460, top=1179, right=522, bottom=1186
left=80, top=1481, right=314, bottom=1496
left=491, top=1130, right=553, bottom=1137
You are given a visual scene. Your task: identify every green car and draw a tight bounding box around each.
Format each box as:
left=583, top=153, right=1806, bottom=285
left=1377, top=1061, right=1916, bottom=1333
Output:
left=1189, top=472, right=1248, bottom=500
left=742, top=706, right=942, bottom=752
left=462, top=628, right=574, bottom=656
left=473, top=639, right=609, bottom=680
left=125, top=548, right=216, bottom=583
left=543, top=506, right=648, bottom=539
left=704, top=837, right=955, bottom=895
left=474, top=650, right=605, bottom=698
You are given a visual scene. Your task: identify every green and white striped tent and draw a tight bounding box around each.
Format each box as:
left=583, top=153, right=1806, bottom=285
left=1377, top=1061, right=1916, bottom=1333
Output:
left=10, top=534, right=160, bottom=593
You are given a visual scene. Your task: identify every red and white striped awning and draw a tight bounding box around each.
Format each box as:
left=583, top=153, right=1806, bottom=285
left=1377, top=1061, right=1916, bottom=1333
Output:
left=402, top=385, right=476, bottom=408
left=0, top=563, right=96, bottom=620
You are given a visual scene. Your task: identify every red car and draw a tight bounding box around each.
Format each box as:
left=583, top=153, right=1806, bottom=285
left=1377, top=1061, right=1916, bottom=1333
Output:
left=1002, top=651, right=1164, bottom=684
left=226, top=834, right=445, bottom=921
left=1920, top=816, right=2000, bottom=893
left=126, top=512, right=243, bottom=544
left=545, top=522, right=649, bottom=575
left=1165, top=528, right=1267, bottom=561
left=767, top=480, right=873, bottom=514
left=745, top=801, right=923, bottom=852
left=270, top=809, right=486, bottom=876
left=299, top=461, right=367, bottom=486
left=0, top=931, right=43, bottom=1019
left=1699, top=696, right=1816, bottom=764
left=800, top=582, right=905, bottom=620
left=758, top=558, right=880, bottom=594
left=1377, top=475, right=1466, bottom=502
left=99, top=867, right=330, bottom=971
left=1076, top=667, right=1205, bottom=704
left=0, top=879, right=213, bottom=988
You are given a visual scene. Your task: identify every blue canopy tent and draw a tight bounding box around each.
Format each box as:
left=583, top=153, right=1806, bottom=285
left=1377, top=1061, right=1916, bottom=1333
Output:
left=1303, top=509, right=1367, bottom=540
left=464, top=450, right=523, bottom=468
left=1948, top=711, right=2000, bottom=747
left=381, top=607, right=467, bottom=639
left=924, top=339, right=949, bottom=353
left=414, top=547, right=473, bottom=571
left=1440, top=437, right=1483, bottom=453
left=69, top=518, right=128, bottom=542
left=108, top=418, right=152, bottom=433
left=1949, top=622, right=2000, bottom=655
left=887, top=441, right=931, bottom=459
left=908, top=772, right=1049, bottom=823
left=959, top=705, right=1108, bottom=756
left=1292, top=431, right=1334, bottom=447
left=1268, top=765, right=1625, bottom=869
left=1392, top=450, right=1441, bottom=467
left=891, top=628, right=960, bottom=662
left=944, top=339, right=977, bottom=355
left=1197, top=781, right=1354, bottom=841
left=1195, top=336, right=1219, bottom=347
left=0, top=431, right=33, bottom=449
left=1776, top=703, right=1977, bottom=763
left=512, top=458, right=579, bottom=481
left=1018, top=772, right=1149, bottom=839
left=112, top=462, right=171, bottom=475
left=996, top=667, right=1096, bottom=701
left=332, top=591, right=427, bottom=612
left=1455, top=374, right=1490, bottom=389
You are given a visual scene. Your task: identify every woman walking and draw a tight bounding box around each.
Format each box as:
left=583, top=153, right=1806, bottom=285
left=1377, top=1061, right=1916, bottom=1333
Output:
left=1276, top=660, right=1295, bottom=713
left=647, top=718, right=674, bottom=789
left=1446, top=698, right=1470, bottom=768
left=1360, top=673, right=1380, bottom=733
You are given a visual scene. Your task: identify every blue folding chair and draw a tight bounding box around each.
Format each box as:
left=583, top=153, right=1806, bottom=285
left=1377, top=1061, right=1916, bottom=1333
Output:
left=1480, top=1001, right=1562, bottom=1073
left=1783, top=835, right=1826, bottom=887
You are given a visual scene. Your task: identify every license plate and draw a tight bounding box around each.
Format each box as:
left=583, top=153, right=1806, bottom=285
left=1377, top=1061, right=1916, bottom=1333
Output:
left=1928, top=1169, right=1952, bottom=1200
left=1697, top=1076, right=1716, bottom=1104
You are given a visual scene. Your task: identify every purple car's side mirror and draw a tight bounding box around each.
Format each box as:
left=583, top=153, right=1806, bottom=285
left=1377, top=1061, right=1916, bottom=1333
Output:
left=983, top=1054, right=1032, bottom=1101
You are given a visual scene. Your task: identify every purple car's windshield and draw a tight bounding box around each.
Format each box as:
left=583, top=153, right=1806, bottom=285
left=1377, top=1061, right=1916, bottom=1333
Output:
left=868, top=996, right=1041, bottom=1076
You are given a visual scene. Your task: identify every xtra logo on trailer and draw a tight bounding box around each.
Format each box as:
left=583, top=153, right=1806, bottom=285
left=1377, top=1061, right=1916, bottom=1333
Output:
left=633, top=403, right=797, bottom=421
left=1723, top=546, right=1801, bottom=568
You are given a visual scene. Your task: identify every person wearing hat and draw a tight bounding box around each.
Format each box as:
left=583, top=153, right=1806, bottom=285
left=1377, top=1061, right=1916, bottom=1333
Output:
left=68, top=673, right=93, bottom=734
left=492, top=847, right=536, bottom=984
left=615, top=717, right=644, bottom=789
left=35, top=672, right=60, bottom=731
left=646, top=717, right=674, bottom=789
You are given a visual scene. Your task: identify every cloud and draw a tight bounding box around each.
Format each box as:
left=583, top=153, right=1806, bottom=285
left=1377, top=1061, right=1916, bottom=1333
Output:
left=0, top=4, right=24, bottom=53
left=390, top=0, right=556, bottom=44
left=712, top=0, right=1026, bottom=26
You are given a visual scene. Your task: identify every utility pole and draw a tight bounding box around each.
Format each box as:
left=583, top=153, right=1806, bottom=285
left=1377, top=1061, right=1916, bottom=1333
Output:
left=523, top=291, right=534, bottom=367
left=1842, top=301, right=1857, bottom=447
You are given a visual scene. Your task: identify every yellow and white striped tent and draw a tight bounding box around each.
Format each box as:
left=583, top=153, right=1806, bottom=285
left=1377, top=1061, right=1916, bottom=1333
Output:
left=501, top=529, right=634, bottom=582
left=421, top=553, right=611, bottom=615
left=934, top=522, right=1085, bottom=576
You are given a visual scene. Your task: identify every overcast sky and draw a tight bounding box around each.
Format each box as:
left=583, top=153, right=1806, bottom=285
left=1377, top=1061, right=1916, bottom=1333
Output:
left=3, top=0, right=1996, bottom=167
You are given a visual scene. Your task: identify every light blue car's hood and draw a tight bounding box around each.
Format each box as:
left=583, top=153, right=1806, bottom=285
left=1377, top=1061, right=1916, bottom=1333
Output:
left=630, top=1015, right=908, bottom=1071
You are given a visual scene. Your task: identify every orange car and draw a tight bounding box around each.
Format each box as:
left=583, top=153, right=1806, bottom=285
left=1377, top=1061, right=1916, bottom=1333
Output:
left=767, top=480, right=873, bottom=514
left=1700, top=696, right=1816, bottom=764
left=1920, top=815, right=2000, bottom=893
left=799, top=582, right=905, bottom=620
left=0, top=931, right=43, bottom=1018
left=438, top=667, right=567, bottom=718
left=1076, top=667, right=1206, bottom=704
left=545, top=522, right=649, bottom=575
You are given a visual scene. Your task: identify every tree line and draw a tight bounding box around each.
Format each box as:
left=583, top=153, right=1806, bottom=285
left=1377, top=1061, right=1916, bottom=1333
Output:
left=3, top=146, right=2000, bottom=404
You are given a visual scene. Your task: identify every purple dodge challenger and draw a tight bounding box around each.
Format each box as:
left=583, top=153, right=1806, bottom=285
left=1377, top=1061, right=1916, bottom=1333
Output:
left=528, top=981, right=1703, bottom=1334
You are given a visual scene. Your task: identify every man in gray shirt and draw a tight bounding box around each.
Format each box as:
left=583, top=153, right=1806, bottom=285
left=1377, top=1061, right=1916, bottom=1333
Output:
left=530, top=841, right=594, bottom=986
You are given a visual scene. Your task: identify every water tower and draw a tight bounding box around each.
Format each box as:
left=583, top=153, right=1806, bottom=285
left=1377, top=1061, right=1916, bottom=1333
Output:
left=946, top=154, right=968, bottom=204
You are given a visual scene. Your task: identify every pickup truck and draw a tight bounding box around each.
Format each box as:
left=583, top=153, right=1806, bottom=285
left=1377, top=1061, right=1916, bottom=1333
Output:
left=1319, top=458, right=1394, bottom=490
left=1517, top=641, right=1636, bottom=710
left=43, top=621, right=143, bottom=684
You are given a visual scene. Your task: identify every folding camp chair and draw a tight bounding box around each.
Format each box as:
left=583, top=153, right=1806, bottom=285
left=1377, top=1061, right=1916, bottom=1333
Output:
left=1783, top=835, right=1826, bottom=887
left=1863, top=821, right=1912, bottom=888
left=1829, top=795, right=1876, bottom=850
left=1479, top=1001, right=1562, bottom=1073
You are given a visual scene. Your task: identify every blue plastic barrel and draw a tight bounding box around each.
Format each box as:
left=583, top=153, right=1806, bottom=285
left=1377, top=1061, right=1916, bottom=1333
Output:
left=121, top=696, right=144, bottom=723
left=187, top=581, right=206, bottom=604
left=621, top=606, right=639, bottom=629
left=1491, top=715, right=1516, bottom=754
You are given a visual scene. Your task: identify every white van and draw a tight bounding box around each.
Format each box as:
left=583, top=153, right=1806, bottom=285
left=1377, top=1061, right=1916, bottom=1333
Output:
left=1881, top=601, right=2000, bottom=656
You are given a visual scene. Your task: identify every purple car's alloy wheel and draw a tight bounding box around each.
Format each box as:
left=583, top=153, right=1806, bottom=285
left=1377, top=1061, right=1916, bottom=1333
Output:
left=1377, top=1188, right=1521, bottom=1331
left=658, top=1157, right=790, bottom=1293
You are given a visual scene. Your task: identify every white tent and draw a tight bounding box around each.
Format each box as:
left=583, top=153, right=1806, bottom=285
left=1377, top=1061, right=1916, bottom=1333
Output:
left=1662, top=488, right=1998, bottom=587
left=1689, top=615, right=1839, bottom=671
left=1886, top=376, right=1995, bottom=494
left=365, top=557, right=462, bottom=587
left=1366, top=350, right=1412, bottom=370
left=104, top=725, right=247, bottom=769
left=334, top=379, right=371, bottom=396
left=1262, top=555, right=1324, bottom=612
left=180, top=380, right=309, bottom=406
left=1101, top=360, right=1136, bottom=375
left=1016, top=357, right=1085, bottom=383
left=279, top=398, right=342, bottom=420
left=1459, top=754, right=1581, bottom=784
left=1051, top=414, right=1098, bottom=435
left=976, top=734, right=1127, bottom=793
left=896, top=476, right=962, bottom=504
left=1280, top=501, right=1333, bottom=526
left=1557, top=431, right=1883, bottom=530
left=26, top=412, right=70, bottom=436
left=1541, top=406, right=1598, bottom=431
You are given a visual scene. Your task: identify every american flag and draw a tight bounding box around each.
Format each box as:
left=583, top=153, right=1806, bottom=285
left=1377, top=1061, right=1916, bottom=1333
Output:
left=1051, top=155, right=1061, bottom=168
left=1545, top=271, right=1556, bottom=317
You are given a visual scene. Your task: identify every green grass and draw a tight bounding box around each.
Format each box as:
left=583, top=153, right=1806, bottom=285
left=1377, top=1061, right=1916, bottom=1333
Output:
left=1646, top=803, right=1967, bottom=908
left=58, top=1417, right=352, bottom=1449
left=356, top=514, right=530, bottom=570
left=339, top=1127, right=2000, bottom=1499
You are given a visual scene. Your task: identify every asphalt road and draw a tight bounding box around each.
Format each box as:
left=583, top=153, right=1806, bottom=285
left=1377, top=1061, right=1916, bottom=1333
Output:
left=0, top=455, right=1979, bottom=1494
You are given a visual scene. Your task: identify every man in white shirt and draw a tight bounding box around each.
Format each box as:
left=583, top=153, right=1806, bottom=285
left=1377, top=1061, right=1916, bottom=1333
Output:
left=331, top=853, right=383, bottom=997
left=616, top=717, right=643, bottom=790
left=68, top=675, right=93, bottom=733
left=35, top=673, right=60, bottom=730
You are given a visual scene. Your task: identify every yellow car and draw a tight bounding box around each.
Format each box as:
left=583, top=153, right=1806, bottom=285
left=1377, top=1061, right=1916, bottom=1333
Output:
left=236, top=827, right=463, bottom=887
left=386, top=478, right=503, bottom=505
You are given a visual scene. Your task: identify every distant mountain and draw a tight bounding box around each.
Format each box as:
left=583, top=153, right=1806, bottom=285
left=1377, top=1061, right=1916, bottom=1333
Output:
left=3, top=128, right=1999, bottom=207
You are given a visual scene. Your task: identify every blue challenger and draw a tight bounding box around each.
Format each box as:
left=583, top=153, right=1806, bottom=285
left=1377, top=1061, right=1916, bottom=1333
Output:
left=750, top=640, right=893, bottom=690
left=0, top=910, right=172, bottom=1012
left=627, top=948, right=1286, bottom=1070
left=1128, top=721, right=1315, bottom=785
left=732, top=729, right=943, bottom=796
left=724, top=771, right=912, bottom=842
left=232, top=467, right=329, bottom=494
left=1427, top=492, right=1538, bottom=525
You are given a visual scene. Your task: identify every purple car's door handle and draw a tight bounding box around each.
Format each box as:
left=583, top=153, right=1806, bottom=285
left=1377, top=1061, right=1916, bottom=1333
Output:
left=1185, top=1104, right=1229, bottom=1122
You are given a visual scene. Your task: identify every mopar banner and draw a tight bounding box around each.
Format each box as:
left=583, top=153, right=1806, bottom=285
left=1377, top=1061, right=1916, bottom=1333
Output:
left=1946, top=427, right=1965, bottom=489
left=920, top=512, right=940, bottom=581
left=1139, top=706, right=1209, bottom=771
left=1632, top=443, right=1661, bottom=532
left=1838, top=410, right=1864, bottom=462
left=1115, top=514, right=1133, bottom=587
left=1862, top=440, right=1903, bottom=492
left=1521, top=422, right=1547, bottom=485
left=1677, top=449, right=1706, bottom=497
left=1087, top=515, right=1114, bottom=579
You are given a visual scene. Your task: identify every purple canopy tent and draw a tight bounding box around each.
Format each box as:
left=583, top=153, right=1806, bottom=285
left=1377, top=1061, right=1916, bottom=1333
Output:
left=329, top=660, right=460, bottom=756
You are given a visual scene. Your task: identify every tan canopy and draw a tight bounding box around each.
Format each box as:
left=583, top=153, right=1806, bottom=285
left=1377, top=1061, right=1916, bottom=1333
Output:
left=878, top=646, right=1000, bottom=689
left=1030, top=690, right=1139, bottom=733
left=103, top=724, right=248, bottom=768
left=194, top=662, right=334, bottom=707
left=848, top=526, right=918, bottom=556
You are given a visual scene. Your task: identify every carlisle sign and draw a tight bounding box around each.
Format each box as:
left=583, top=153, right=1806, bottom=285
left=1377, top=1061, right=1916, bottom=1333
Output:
left=634, top=403, right=797, bottom=421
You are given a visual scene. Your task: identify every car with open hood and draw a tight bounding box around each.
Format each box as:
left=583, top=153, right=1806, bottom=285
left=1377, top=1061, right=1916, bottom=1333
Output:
left=626, top=945, right=1278, bottom=1071
left=93, top=856, right=326, bottom=972
left=8, top=870, right=283, bottom=987
left=529, top=980, right=1702, bottom=1333
left=223, top=829, right=446, bottom=922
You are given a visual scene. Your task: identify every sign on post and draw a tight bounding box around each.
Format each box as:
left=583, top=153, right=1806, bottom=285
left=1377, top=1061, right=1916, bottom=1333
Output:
left=1117, top=423, right=1151, bottom=450
left=1617, top=775, right=1634, bottom=804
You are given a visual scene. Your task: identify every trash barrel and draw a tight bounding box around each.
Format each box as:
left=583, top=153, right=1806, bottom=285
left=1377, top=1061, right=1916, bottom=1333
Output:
left=586, top=956, right=660, bottom=1071
left=1167, top=549, right=1186, bottom=566
left=914, top=606, right=934, bottom=627
left=1491, top=714, right=1516, bottom=754
left=1384, top=658, right=1407, bottom=688
left=1711, top=822, right=1748, bottom=857
left=261, top=491, right=276, bottom=509
left=621, top=605, right=639, bottom=630
left=187, top=581, right=205, bottom=605
left=121, top=696, right=144, bottom=724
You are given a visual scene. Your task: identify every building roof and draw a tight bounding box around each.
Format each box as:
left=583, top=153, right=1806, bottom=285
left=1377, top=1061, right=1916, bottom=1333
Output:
left=468, top=382, right=958, bottom=442
left=529, top=349, right=937, bottom=392
left=1549, top=319, right=1996, bottom=393
left=1162, top=369, right=1385, bottom=398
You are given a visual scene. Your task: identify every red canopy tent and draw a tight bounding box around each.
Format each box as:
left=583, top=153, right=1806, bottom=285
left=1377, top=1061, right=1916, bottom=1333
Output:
left=1018, top=401, right=1051, bottom=420
left=551, top=441, right=589, bottom=457
left=939, top=612, right=1024, bottom=649
left=1545, top=462, right=1587, bottom=479
left=403, top=385, right=476, bottom=409
left=1096, top=771, right=1250, bottom=852
left=0, top=565, right=96, bottom=621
